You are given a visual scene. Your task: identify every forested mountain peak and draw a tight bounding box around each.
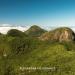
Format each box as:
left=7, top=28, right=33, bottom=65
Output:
left=25, top=25, right=47, bottom=37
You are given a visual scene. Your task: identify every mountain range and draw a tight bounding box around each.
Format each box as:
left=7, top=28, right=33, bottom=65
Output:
left=0, top=25, right=75, bottom=75
left=4, top=25, right=75, bottom=42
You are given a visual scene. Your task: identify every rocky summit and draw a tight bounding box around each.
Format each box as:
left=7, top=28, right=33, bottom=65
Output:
left=39, top=27, right=75, bottom=42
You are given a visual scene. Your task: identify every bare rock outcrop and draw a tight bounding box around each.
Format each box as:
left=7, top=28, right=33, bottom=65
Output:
left=39, top=27, right=75, bottom=42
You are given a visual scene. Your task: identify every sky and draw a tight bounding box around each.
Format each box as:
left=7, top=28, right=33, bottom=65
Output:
left=0, top=0, right=75, bottom=33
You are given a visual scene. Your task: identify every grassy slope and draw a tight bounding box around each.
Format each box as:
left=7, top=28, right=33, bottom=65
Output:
left=6, top=42, right=75, bottom=75
left=1, top=27, right=75, bottom=75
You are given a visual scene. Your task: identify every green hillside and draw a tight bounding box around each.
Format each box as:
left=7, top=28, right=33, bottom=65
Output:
left=4, top=41, right=75, bottom=75
left=7, top=29, right=27, bottom=37
left=0, top=26, right=75, bottom=75
left=25, top=25, right=47, bottom=37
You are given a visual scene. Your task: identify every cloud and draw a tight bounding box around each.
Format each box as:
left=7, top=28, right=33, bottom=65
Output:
left=71, top=28, right=75, bottom=32
left=0, top=24, right=30, bottom=34
left=0, top=24, right=12, bottom=27
left=0, top=24, right=75, bottom=34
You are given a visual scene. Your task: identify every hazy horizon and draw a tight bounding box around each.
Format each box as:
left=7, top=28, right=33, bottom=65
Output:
left=0, top=24, right=75, bottom=34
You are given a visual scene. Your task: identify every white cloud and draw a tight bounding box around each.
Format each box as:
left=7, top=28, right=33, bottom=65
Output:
left=0, top=24, right=75, bottom=34
left=71, top=28, right=75, bottom=32
left=0, top=24, right=30, bottom=34
left=0, top=24, right=12, bottom=27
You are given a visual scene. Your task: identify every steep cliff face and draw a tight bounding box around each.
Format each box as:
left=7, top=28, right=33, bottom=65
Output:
left=39, top=27, right=75, bottom=42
